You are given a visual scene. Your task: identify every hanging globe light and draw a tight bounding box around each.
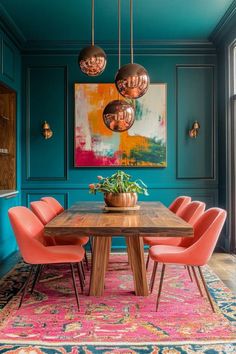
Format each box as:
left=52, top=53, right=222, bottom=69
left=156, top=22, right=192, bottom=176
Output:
left=78, top=0, right=107, bottom=76
left=115, top=63, right=149, bottom=99
left=103, top=0, right=135, bottom=133
left=79, top=45, right=106, bottom=76
left=115, top=0, right=150, bottom=99
left=103, top=99, right=135, bottom=132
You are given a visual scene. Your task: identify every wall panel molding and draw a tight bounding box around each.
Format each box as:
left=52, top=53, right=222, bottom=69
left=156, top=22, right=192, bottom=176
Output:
left=25, top=191, right=68, bottom=209
left=25, top=65, right=68, bottom=181
left=176, top=64, right=216, bottom=180
left=1, top=38, right=15, bottom=81
left=22, top=39, right=216, bottom=55
left=21, top=184, right=218, bottom=190
left=22, top=188, right=218, bottom=208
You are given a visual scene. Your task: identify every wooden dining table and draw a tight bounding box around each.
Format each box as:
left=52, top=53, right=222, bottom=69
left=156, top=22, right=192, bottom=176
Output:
left=45, top=201, right=194, bottom=297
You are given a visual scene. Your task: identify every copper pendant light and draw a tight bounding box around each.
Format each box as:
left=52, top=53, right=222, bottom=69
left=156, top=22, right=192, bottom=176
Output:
left=103, top=99, right=135, bottom=132
left=103, top=0, right=135, bottom=133
left=78, top=0, right=107, bottom=76
left=115, top=0, right=149, bottom=99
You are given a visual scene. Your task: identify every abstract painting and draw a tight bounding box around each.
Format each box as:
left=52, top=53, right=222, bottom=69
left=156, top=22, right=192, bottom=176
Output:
left=74, top=83, right=167, bottom=167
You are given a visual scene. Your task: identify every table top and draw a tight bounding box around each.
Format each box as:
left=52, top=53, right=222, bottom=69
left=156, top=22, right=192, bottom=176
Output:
left=45, top=201, right=194, bottom=237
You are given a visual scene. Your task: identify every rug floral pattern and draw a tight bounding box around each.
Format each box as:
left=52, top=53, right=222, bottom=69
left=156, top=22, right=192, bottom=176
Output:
left=0, top=255, right=235, bottom=353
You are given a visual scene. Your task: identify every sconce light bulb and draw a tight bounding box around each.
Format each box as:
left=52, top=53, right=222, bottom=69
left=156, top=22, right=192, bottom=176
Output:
left=189, top=120, right=200, bottom=139
left=42, top=121, right=53, bottom=139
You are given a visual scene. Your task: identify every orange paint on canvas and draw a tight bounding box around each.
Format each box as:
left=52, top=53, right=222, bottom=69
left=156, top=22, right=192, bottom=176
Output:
left=120, top=132, right=149, bottom=154
left=75, top=83, right=167, bottom=167
left=119, top=132, right=150, bottom=165
left=85, top=84, right=118, bottom=137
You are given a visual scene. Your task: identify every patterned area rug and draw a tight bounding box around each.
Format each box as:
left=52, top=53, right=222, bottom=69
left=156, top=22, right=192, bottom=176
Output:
left=0, top=254, right=235, bottom=353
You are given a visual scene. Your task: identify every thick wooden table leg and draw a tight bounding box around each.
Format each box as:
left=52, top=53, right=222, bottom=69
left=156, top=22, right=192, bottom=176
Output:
left=126, top=236, right=133, bottom=270
left=125, top=235, right=148, bottom=296
left=89, top=236, right=111, bottom=296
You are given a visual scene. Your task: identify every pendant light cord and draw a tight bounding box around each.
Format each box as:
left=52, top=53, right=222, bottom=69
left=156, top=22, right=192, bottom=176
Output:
left=92, top=0, right=94, bottom=46
left=118, top=0, right=121, bottom=69
left=118, top=0, right=121, bottom=100
left=130, top=0, right=133, bottom=64
left=130, top=0, right=135, bottom=107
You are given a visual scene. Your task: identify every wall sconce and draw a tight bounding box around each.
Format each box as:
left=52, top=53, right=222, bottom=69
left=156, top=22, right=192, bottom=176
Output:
left=189, top=121, right=200, bottom=138
left=42, top=121, right=53, bottom=139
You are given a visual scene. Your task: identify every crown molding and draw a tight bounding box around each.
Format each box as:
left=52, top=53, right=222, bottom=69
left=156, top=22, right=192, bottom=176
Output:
left=210, top=0, right=236, bottom=44
left=0, top=1, right=217, bottom=56
left=22, top=39, right=216, bottom=55
left=0, top=4, right=26, bottom=49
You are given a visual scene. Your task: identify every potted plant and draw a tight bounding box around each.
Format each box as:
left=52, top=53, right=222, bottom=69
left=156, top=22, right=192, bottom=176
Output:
left=89, top=170, right=148, bottom=207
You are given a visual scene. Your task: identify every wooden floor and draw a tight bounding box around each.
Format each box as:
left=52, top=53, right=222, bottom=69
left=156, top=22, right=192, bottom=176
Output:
left=208, top=252, right=236, bottom=293
left=0, top=251, right=236, bottom=293
left=0, top=252, right=21, bottom=278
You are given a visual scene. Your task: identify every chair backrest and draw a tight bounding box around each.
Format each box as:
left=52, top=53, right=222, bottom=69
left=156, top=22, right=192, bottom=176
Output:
left=8, top=206, right=47, bottom=263
left=184, top=208, right=227, bottom=265
left=169, top=196, right=191, bottom=215
left=179, top=201, right=206, bottom=225
left=30, top=201, right=56, bottom=225
left=179, top=201, right=206, bottom=247
left=41, top=197, right=64, bottom=215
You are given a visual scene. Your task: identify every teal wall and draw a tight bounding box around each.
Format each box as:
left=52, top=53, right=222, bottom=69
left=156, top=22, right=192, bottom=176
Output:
left=21, top=50, right=218, bottom=249
left=1, top=2, right=235, bottom=257
left=0, top=27, right=21, bottom=260
left=0, top=26, right=21, bottom=191
left=213, top=10, right=236, bottom=251
left=0, top=193, right=19, bottom=260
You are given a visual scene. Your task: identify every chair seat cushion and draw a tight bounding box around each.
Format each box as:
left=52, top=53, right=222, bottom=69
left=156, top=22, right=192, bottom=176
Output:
left=143, top=236, right=182, bottom=246
left=44, top=235, right=89, bottom=246
left=30, top=244, right=85, bottom=264
left=149, top=245, right=186, bottom=263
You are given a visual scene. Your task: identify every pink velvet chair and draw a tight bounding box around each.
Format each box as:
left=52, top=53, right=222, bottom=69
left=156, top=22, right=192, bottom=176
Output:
left=144, top=201, right=206, bottom=269
left=30, top=201, right=89, bottom=271
left=41, top=197, right=93, bottom=256
left=169, top=196, right=191, bottom=216
left=149, top=208, right=227, bottom=312
left=41, top=196, right=64, bottom=215
left=8, top=206, right=85, bottom=310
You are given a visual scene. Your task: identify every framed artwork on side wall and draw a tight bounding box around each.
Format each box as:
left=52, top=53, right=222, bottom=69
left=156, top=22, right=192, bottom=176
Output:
left=74, top=83, right=167, bottom=167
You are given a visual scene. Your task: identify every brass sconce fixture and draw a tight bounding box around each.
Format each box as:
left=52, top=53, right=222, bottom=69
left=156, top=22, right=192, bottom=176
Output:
left=42, top=121, right=53, bottom=139
left=189, top=121, right=200, bottom=138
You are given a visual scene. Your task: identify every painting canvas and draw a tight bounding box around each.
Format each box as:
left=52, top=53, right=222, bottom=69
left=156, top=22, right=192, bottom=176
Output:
left=74, top=83, right=167, bottom=167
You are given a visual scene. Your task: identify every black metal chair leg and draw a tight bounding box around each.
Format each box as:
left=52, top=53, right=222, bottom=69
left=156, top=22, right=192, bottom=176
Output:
left=80, top=263, right=85, bottom=285
left=156, top=264, right=166, bottom=311
left=146, top=254, right=150, bottom=270
left=89, top=236, right=93, bottom=253
left=186, top=266, right=193, bottom=282
left=198, top=266, right=215, bottom=312
left=70, top=263, right=80, bottom=311
left=31, top=264, right=43, bottom=293
left=81, top=261, right=86, bottom=281
left=18, top=265, right=35, bottom=309
left=149, top=261, right=158, bottom=293
left=84, top=251, right=89, bottom=270
left=77, top=263, right=84, bottom=293
left=191, top=266, right=204, bottom=297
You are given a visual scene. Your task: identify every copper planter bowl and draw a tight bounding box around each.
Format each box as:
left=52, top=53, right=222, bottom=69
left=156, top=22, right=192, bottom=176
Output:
left=104, top=192, right=138, bottom=207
